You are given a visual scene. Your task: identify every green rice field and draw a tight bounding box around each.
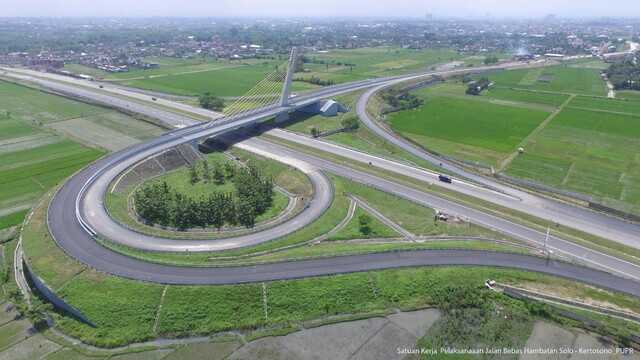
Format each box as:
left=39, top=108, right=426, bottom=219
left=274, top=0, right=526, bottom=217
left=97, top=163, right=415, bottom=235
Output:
left=506, top=106, right=640, bottom=213
left=567, top=95, right=640, bottom=115
left=65, top=48, right=460, bottom=98
left=66, top=56, right=316, bottom=97
left=387, top=91, right=550, bottom=166
left=0, top=80, right=106, bottom=124
left=383, top=59, right=640, bottom=214
left=0, top=140, right=103, bottom=224
left=618, top=90, right=640, bottom=101
left=298, top=47, right=460, bottom=84
left=485, top=87, right=570, bottom=107
left=121, top=61, right=303, bottom=97
left=482, top=64, right=607, bottom=96
left=0, top=80, right=162, bottom=229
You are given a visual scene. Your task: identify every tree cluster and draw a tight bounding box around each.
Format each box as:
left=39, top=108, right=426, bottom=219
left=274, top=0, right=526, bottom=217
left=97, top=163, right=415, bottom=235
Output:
left=606, top=60, right=640, bottom=90
left=341, top=117, right=359, bottom=131
left=380, top=88, right=424, bottom=114
left=198, top=92, right=225, bottom=111
left=134, top=160, right=273, bottom=231
left=465, top=77, right=491, bottom=95
left=294, top=76, right=336, bottom=86
left=301, top=55, right=356, bottom=68
left=483, top=55, right=499, bottom=65
left=358, top=214, right=372, bottom=236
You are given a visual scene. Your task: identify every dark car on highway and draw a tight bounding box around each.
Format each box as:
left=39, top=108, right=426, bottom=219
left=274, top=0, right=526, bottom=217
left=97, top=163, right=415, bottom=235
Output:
left=438, top=175, right=452, bottom=184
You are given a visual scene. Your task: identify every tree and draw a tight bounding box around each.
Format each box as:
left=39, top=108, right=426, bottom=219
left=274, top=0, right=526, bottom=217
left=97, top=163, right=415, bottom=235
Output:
left=133, top=159, right=274, bottom=231
left=134, top=182, right=173, bottom=225
left=157, top=181, right=173, bottom=226
left=208, top=193, right=225, bottom=230
left=358, top=213, right=372, bottom=236
left=310, top=127, right=320, bottom=138
left=466, top=77, right=491, bottom=96
left=380, top=88, right=424, bottom=114
left=193, top=196, right=209, bottom=229
left=221, top=192, right=237, bottom=226
left=236, top=197, right=257, bottom=228
left=341, top=117, right=359, bottom=131
left=483, top=55, right=499, bottom=65
left=223, top=161, right=236, bottom=179
left=293, top=54, right=304, bottom=73
left=199, top=92, right=225, bottom=111
left=189, top=164, right=199, bottom=185
left=201, top=160, right=211, bottom=183
left=213, top=163, right=225, bottom=185
left=173, top=193, right=192, bottom=230
left=606, top=60, right=640, bottom=90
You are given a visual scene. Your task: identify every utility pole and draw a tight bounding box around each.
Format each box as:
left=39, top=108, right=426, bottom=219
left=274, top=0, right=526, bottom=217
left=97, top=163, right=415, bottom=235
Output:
left=280, top=47, right=297, bottom=107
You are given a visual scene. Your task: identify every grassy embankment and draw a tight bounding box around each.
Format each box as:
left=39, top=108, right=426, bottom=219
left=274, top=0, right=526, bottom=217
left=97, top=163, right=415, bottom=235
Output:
left=20, top=190, right=640, bottom=348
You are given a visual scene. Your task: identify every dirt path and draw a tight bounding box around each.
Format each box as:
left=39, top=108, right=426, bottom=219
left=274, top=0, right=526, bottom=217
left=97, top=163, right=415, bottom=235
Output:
left=497, top=94, right=575, bottom=172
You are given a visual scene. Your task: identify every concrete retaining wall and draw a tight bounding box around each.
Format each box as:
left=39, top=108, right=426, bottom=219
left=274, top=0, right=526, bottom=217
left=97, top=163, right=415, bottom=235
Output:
left=22, top=259, right=95, bottom=327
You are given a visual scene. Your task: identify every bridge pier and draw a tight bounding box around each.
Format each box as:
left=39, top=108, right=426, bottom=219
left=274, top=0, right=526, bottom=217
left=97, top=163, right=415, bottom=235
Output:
left=275, top=112, right=290, bottom=123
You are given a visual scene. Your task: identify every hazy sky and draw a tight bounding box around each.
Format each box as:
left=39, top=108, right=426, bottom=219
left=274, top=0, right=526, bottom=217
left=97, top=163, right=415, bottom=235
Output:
left=2, top=0, right=640, bottom=18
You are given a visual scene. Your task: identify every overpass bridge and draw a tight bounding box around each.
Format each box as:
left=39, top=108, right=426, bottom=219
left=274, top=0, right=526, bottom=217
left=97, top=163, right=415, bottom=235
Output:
left=10, top=51, right=638, bottom=292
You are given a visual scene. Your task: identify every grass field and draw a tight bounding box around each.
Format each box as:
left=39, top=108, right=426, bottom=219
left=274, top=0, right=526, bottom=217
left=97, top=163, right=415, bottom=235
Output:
left=567, top=95, right=640, bottom=115
left=0, top=81, right=106, bottom=124
left=387, top=90, right=550, bottom=166
left=484, top=87, right=570, bottom=107
left=70, top=48, right=458, bottom=98
left=377, top=60, right=640, bottom=214
left=66, top=56, right=263, bottom=81
left=0, top=80, right=162, bottom=230
left=64, top=57, right=310, bottom=98
left=0, top=136, right=103, bottom=231
left=328, top=207, right=399, bottom=240
left=298, top=47, right=460, bottom=84
left=505, top=106, right=640, bottom=213
left=0, top=210, right=28, bottom=230
left=482, top=62, right=640, bottom=214
left=618, top=90, right=640, bottom=100
left=121, top=61, right=290, bottom=97
left=482, top=64, right=607, bottom=96
left=0, top=140, right=103, bottom=210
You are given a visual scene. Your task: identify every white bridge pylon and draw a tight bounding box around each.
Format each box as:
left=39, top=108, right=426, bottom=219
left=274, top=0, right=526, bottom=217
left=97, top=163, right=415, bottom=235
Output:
left=222, top=47, right=298, bottom=118
left=280, top=47, right=297, bottom=107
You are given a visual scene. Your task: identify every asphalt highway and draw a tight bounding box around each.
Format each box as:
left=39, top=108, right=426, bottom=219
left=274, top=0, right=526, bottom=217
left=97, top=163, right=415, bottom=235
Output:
left=3, top=64, right=640, bottom=291
left=47, top=135, right=640, bottom=291
left=85, top=143, right=332, bottom=252
left=238, top=137, right=640, bottom=281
